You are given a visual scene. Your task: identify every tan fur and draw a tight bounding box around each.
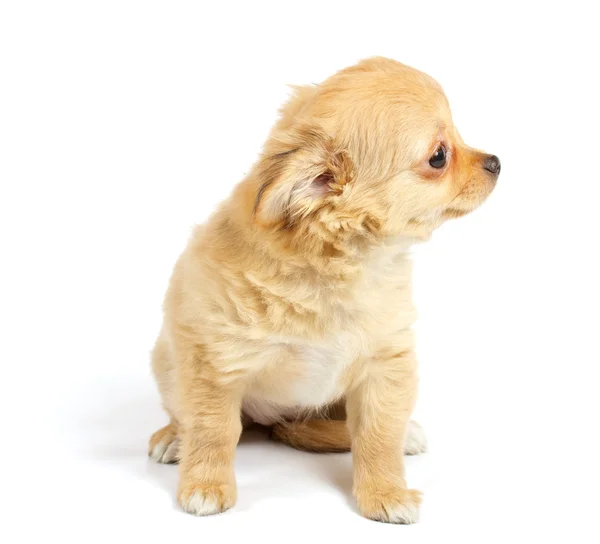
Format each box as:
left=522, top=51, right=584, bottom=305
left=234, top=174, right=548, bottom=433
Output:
left=149, top=57, right=498, bottom=523
left=271, top=418, right=426, bottom=455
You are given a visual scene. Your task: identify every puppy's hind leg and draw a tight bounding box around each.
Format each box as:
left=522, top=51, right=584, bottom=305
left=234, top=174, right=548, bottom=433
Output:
left=149, top=421, right=180, bottom=464
left=149, top=330, right=182, bottom=463
left=404, top=420, right=428, bottom=455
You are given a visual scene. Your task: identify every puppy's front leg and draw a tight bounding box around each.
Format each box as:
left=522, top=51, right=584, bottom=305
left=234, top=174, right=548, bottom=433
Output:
left=347, top=349, right=422, bottom=524
left=176, top=346, right=244, bottom=516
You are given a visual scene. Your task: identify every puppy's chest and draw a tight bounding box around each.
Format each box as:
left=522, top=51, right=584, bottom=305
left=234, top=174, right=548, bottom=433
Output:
left=242, top=251, right=414, bottom=423
left=243, top=331, right=361, bottom=420
left=289, top=332, right=360, bottom=401
left=244, top=297, right=406, bottom=421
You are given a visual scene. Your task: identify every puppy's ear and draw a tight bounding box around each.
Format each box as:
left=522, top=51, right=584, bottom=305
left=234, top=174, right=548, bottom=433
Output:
left=253, top=126, right=353, bottom=227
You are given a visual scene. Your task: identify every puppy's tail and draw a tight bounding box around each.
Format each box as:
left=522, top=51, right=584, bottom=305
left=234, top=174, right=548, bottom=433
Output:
left=271, top=419, right=351, bottom=453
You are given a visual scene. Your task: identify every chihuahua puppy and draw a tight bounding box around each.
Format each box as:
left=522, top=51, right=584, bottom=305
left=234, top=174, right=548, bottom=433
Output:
left=148, top=57, right=499, bottom=523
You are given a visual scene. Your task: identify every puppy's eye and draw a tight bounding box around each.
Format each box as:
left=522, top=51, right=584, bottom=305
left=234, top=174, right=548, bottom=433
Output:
left=429, top=145, right=446, bottom=169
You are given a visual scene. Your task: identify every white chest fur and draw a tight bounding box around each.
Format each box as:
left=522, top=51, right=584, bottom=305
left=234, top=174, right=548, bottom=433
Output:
left=242, top=245, right=414, bottom=425
left=242, top=332, right=360, bottom=425
left=290, top=332, right=358, bottom=405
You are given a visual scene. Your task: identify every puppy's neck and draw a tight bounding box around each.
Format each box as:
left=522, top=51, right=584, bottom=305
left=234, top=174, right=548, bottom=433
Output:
left=227, top=174, right=423, bottom=286
left=261, top=218, right=416, bottom=285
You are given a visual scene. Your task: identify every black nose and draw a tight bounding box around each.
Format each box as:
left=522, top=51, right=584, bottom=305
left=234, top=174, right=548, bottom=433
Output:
left=483, top=154, right=501, bottom=175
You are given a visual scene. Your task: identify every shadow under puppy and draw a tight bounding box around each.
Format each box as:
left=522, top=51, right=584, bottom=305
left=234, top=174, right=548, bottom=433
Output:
left=148, top=57, right=500, bottom=523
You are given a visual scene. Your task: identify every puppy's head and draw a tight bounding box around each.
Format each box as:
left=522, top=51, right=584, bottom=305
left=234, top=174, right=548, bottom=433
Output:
left=252, top=57, right=499, bottom=242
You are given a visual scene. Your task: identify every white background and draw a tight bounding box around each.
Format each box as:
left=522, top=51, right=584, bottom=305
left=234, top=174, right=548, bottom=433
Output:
left=1, top=1, right=599, bottom=543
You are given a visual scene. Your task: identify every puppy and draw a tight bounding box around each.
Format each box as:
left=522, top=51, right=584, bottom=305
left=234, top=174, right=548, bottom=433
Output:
left=148, top=57, right=500, bottom=523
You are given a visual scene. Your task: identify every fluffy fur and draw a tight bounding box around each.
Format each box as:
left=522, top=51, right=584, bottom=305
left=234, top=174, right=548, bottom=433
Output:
left=148, top=57, right=499, bottom=523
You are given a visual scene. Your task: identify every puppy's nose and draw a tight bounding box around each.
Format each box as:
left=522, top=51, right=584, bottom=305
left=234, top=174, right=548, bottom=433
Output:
left=483, top=154, right=501, bottom=176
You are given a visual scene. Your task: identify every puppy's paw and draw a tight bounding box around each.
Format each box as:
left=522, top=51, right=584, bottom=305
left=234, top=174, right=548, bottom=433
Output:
left=178, top=481, right=237, bottom=516
left=148, top=423, right=180, bottom=464
left=404, top=420, right=427, bottom=455
left=356, top=487, right=422, bottom=524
